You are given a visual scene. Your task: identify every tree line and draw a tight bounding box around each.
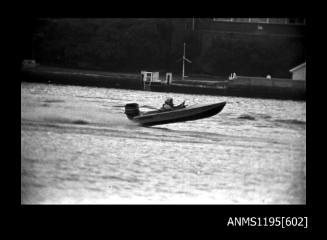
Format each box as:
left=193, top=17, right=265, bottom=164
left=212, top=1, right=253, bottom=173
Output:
left=29, top=18, right=305, bottom=78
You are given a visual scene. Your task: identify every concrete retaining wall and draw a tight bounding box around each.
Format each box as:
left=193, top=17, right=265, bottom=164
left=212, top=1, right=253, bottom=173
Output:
left=229, top=76, right=305, bottom=89
left=21, top=67, right=305, bottom=101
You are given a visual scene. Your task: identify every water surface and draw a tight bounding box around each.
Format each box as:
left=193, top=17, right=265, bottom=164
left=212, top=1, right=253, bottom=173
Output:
left=21, top=82, right=306, bottom=204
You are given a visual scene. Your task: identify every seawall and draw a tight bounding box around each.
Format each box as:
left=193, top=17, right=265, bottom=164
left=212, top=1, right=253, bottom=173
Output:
left=21, top=66, right=305, bottom=101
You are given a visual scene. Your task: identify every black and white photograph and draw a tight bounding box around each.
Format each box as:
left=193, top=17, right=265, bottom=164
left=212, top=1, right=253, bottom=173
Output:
left=20, top=18, right=306, bottom=205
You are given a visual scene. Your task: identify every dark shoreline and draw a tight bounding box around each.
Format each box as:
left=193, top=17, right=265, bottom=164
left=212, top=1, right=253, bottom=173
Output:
left=21, top=66, right=305, bottom=101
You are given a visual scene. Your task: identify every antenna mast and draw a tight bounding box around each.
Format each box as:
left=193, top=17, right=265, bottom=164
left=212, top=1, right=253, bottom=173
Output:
left=181, top=42, right=192, bottom=81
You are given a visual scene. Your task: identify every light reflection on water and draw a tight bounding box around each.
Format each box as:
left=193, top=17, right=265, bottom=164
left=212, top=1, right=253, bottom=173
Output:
left=21, top=82, right=306, bottom=204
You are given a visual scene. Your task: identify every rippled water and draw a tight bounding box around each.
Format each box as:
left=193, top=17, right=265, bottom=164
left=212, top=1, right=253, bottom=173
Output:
left=21, top=82, right=306, bottom=204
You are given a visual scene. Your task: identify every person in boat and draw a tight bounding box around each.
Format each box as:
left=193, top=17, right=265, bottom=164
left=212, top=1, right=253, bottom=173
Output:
left=161, top=97, right=185, bottom=111
left=161, top=97, right=175, bottom=110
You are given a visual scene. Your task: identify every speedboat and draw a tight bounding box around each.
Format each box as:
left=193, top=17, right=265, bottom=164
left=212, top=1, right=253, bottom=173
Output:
left=124, top=101, right=226, bottom=126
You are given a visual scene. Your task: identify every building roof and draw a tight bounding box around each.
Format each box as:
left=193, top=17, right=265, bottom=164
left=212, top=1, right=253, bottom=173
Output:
left=289, top=62, right=306, bottom=72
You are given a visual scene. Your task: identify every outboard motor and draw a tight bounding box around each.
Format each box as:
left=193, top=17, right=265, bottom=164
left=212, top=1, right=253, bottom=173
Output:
left=124, top=103, right=140, bottom=119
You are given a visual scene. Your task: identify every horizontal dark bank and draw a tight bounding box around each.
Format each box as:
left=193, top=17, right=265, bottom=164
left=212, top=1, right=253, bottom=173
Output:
left=21, top=66, right=305, bottom=101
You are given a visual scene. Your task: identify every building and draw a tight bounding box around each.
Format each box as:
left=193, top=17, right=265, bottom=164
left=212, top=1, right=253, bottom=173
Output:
left=22, top=59, right=37, bottom=68
left=290, top=62, right=306, bottom=81
left=212, top=18, right=306, bottom=25
left=198, top=18, right=306, bottom=39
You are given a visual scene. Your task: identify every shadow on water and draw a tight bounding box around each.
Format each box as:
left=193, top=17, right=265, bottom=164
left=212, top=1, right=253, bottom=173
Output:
left=236, top=113, right=272, bottom=121
left=71, top=120, right=89, bottom=125
left=236, top=113, right=305, bottom=126
left=41, top=116, right=91, bottom=125
left=43, top=99, right=66, bottom=103
left=237, top=114, right=256, bottom=120
left=146, top=126, right=173, bottom=131
left=144, top=125, right=226, bottom=140
left=274, top=119, right=306, bottom=125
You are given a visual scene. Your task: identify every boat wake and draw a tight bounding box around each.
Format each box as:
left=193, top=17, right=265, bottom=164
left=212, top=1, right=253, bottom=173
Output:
left=21, top=97, right=138, bottom=132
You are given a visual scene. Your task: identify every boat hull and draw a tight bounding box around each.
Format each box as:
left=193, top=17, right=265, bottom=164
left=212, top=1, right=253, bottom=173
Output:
left=131, top=102, right=226, bottom=126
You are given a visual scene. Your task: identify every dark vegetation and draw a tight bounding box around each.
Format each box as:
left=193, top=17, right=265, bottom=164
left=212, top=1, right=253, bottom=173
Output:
left=26, top=18, right=305, bottom=78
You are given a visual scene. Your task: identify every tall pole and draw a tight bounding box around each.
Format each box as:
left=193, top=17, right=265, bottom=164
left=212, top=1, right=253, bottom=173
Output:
left=178, top=42, right=191, bottom=81
left=192, top=17, right=195, bottom=31
left=182, top=42, right=185, bottom=81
